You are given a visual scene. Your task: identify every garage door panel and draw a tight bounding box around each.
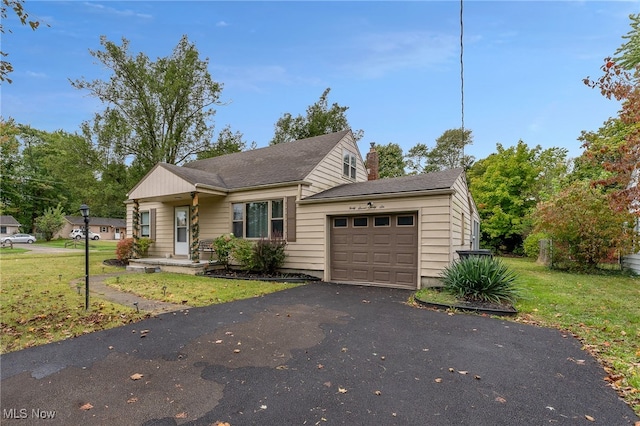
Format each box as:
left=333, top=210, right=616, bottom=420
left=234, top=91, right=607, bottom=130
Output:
left=373, top=234, right=392, bottom=245
left=394, top=271, right=416, bottom=287
left=396, top=234, right=416, bottom=246
left=333, top=251, right=348, bottom=262
left=373, top=252, right=391, bottom=264
left=352, top=235, right=369, bottom=245
left=352, top=252, right=369, bottom=263
left=396, top=253, right=415, bottom=265
left=333, top=234, right=349, bottom=245
left=352, top=269, right=370, bottom=281
left=373, top=270, right=391, bottom=283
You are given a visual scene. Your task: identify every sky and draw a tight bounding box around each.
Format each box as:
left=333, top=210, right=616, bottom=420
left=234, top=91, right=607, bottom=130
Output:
left=1, top=1, right=638, bottom=163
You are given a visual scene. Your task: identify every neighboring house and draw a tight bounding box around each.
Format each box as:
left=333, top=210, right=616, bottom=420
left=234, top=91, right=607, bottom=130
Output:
left=56, top=216, right=127, bottom=240
left=126, top=130, right=480, bottom=289
left=622, top=217, right=640, bottom=274
left=0, top=215, right=21, bottom=237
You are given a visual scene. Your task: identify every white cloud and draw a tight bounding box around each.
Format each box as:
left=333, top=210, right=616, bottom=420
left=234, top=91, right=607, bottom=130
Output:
left=26, top=71, right=47, bottom=78
left=82, top=2, right=152, bottom=19
left=340, top=31, right=459, bottom=78
left=216, top=21, right=229, bottom=27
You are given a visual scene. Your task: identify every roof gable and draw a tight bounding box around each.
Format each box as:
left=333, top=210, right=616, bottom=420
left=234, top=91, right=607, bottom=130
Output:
left=0, top=215, right=20, bottom=226
left=305, top=168, right=464, bottom=200
left=183, top=130, right=351, bottom=189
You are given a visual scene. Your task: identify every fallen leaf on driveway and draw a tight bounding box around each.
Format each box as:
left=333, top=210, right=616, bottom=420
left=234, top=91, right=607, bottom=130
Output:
left=80, top=403, right=93, bottom=410
left=374, top=390, right=382, bottom=396
left=127, top=397, right=138, bottom=404
left=585, top=415, right=595, bottom=422
left=448, top=368, right=454, bottom=373
left=233, top=349, right=241, bottom=353
left=130, top=373, right=144, bottom=380
left=495, top=397, right=506, bottom=403
left=338, top=387, right=347, bottom=393
left=434, top=378, right=443, bottom=383
left=175, top=412, right=187, bottom=419
left=458, top=370, right=468, bottom=375
left=474, top=375, right=481, bottom=380
left=215, top=340, right=223, bottom=344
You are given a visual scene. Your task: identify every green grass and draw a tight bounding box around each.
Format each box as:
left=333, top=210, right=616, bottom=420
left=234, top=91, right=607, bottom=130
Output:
left=504, top=257, right=639, bottom=414
left=0, top=249, right=144, bottom=354
left=104, top=274, right=300, bottom=307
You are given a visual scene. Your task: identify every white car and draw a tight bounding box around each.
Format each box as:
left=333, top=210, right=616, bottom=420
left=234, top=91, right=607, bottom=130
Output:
left=70, top=229, right=100, bottom=240
left=2, top=233, right=37, bottom=244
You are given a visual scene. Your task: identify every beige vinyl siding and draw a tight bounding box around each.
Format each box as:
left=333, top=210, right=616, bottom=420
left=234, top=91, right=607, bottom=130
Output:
left=128, top=166, right=196, bottom=200
left=449, top=173, right=479, bottom=257
left=301, top=135, right=368, bottom=198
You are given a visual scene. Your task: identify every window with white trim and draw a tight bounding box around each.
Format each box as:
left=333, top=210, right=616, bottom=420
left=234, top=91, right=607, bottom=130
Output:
left=343, top=150, right=357, bottom=179
left=140, top=211, right=150, bottom=237
left=232, top=199, right=284, bottom=239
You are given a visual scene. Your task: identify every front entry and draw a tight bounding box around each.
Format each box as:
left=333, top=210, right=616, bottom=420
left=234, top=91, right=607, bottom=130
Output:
left=175, top=206, right=189, bottom=256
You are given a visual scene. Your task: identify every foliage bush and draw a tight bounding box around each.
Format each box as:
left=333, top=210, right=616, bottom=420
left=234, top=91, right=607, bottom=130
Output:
left=231, top=239, right=257, bottom=271
left=213, top=234, right=236, bottom=270
left=34, top=204, right=66, bottom=241
left=523, top=232, right=549, bottom=259
left=253, top=235, right=287, bottom=274
left=441, top=256, right=519, bottom=304
left=137, top=237, right=154, bottom=257
left=533, top=183, right=636, bottom=270
left=116, top=238, right=135, bottom=262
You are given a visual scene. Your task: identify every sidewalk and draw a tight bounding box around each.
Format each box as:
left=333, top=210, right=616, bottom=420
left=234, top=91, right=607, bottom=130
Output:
left=70, top=273, right=191, bottom=314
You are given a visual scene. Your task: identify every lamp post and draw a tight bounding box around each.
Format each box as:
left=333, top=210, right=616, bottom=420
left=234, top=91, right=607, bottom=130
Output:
left=79, top=204, right=90, bottom=310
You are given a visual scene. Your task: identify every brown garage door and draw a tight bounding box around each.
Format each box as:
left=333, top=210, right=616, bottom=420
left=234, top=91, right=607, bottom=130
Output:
left=330, top=213, right=418, bottom=289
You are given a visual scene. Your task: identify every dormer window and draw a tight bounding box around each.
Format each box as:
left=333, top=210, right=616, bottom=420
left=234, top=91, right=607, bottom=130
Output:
left=343, top=150, right=356, bottom=179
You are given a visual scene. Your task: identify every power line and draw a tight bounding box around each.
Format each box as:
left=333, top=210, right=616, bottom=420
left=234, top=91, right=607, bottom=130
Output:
left=460, top=0, right=465, bottom=164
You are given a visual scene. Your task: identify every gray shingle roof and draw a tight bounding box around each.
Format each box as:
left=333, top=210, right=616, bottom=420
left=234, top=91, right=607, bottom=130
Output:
left=305, top=168, right=464, bottom=200
left=0, top=215, right=20, bottom=226
left=182, top=130, right=350, bottom=189
left=65, top=216, right=126, bottom=227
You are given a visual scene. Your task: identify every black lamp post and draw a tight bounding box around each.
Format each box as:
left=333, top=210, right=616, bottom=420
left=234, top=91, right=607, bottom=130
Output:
left=79, top=204, right=90, bottom=310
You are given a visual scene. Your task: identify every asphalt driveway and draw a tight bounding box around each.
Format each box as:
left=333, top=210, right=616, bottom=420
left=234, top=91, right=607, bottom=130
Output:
left=1, top=282, right=637, bottom=425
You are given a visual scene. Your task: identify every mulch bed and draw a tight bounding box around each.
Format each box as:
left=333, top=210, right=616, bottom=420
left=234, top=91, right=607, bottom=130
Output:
left=414, top=294, right=517, bottom=316
left=205, top=269, right=320, bottom=283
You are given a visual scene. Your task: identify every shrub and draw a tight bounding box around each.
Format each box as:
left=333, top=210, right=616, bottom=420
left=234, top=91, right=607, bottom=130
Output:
left=116, top=238, right=135, bottom=262
left=523, top=232, right=548, bottom=259
left=232, top=238, right=257, bottom=271
left=253, top=235, right=287, bottom=274
left=441, top=256, right=519, bottom=304
left=138, top=237, right=154, bottom=257
left=213, top=234, right=236, bottom=270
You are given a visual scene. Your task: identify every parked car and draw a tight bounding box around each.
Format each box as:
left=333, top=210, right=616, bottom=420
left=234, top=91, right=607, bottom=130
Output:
left=69, top=229, right=100, bottom=240
left=2, top=233, right=37, bottom=244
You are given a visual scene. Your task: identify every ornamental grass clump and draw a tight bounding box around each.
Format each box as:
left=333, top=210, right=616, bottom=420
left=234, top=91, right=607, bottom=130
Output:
left=441, top=256, right=519, bottom=304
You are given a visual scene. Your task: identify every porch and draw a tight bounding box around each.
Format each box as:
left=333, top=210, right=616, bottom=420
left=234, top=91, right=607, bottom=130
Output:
left=127, top=257, right=219, bottom=275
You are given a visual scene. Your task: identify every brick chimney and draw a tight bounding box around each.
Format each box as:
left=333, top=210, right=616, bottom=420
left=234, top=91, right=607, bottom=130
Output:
left=366, top=142, right=379, bottom=181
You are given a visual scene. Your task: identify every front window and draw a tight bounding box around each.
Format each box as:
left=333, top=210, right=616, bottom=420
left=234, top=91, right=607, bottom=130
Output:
left=343, top=150, right=357, bottom=179
left=140, top=211, right=150, bottom=237
left=233, top=199, right=284, bottom=239
left=0, top=226, right=6, bottom=234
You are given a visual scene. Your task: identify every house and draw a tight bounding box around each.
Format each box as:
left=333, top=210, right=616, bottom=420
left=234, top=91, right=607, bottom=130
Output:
left=56, top=216, right=127, bottom=240
left=0, top=215, right=21, bottom=237
left=125, top=130, right=480, bottom=289
left=622, top=218, right=640, bottom=274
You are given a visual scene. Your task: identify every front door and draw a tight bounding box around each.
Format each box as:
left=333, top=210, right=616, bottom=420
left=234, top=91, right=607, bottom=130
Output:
left=175, top=207, right=189, bottom=256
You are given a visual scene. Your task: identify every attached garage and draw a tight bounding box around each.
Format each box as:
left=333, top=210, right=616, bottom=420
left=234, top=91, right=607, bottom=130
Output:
left=330, top=213, right=418, bottom=289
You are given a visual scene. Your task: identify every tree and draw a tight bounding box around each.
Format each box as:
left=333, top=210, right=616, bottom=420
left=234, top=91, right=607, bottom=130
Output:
left=71, top=35, right=223, bottom=179
left=405, top=128, right=474, bottom=174
left=197, top=125, right=254, bottom=160
left=468, top=141, right=566, bottom=253
left=584, top=14, right=640, bottom=216
left=270, top=88, right=363, bottom=144
left=375, top=143, right=406, bottom=178
left=427, top=128, right=475, bottom=171
left=533, top=183, right=636, bottom=269
left=1, top=0, right=42, bottom=83
left=34, top=204, right=65, bottom=241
